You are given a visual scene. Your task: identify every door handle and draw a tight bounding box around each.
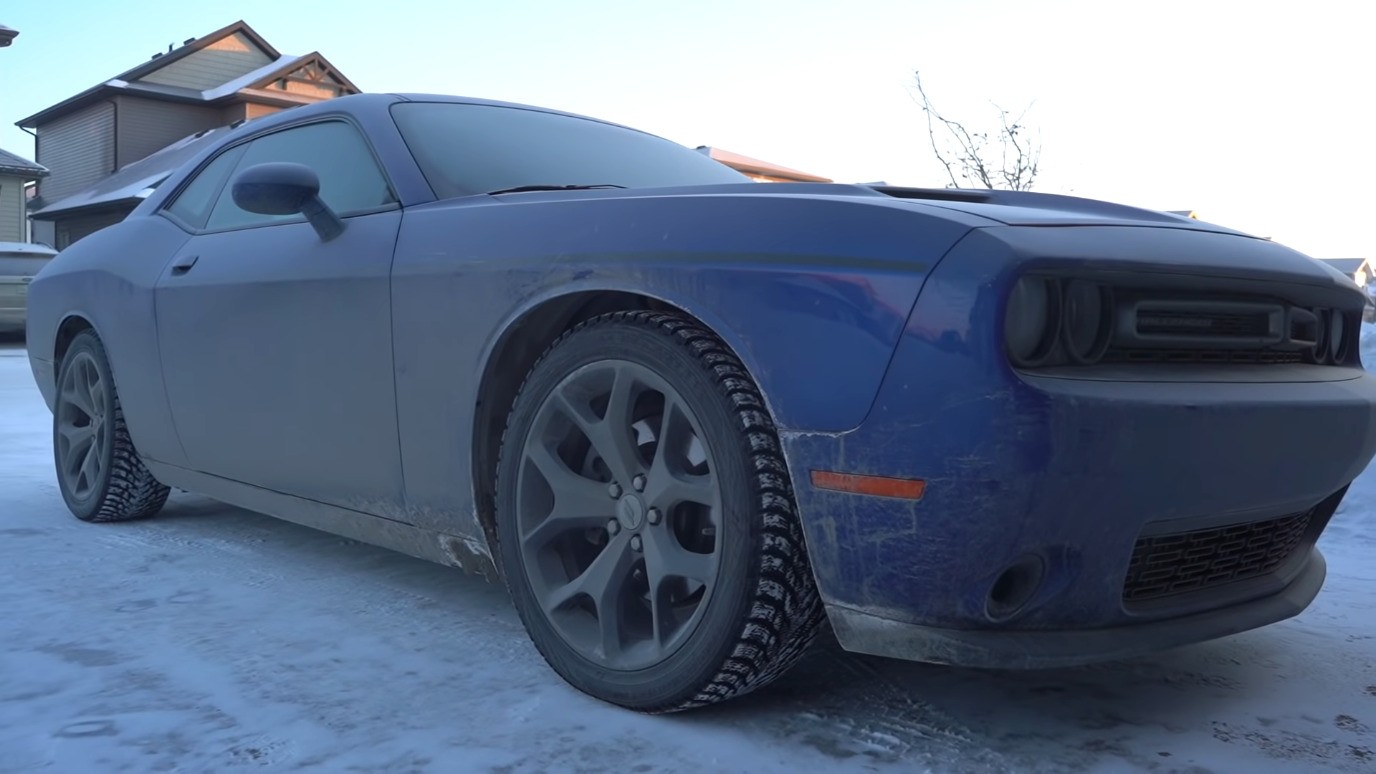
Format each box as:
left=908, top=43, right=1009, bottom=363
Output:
left=170, top=255, right=199, bottom=275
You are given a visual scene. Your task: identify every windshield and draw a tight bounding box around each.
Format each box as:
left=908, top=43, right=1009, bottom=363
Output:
left=389, top=101, right=748, bottom=199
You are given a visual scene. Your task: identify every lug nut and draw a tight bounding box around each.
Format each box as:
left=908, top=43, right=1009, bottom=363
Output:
left=607, top=520, right=621, bottom=537
left=647, top=508, right=662, bottom=525
left=630, top=535, right=643, bottom=552
left=608, top=482, right=622, bottom=498
left=632, top=474, right=646, bottom=492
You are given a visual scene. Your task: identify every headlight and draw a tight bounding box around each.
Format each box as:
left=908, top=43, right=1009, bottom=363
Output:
left=1005, top=276, right=1060, bottom=366
left=1329, top=310, right=1347, bottom=363
left=1062, top=280, right=1113, bottom=363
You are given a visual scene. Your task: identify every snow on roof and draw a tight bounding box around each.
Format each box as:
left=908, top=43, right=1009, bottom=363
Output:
left=202, top=55, right=303, bottom=100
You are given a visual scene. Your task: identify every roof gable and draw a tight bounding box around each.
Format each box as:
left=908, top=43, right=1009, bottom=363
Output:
left=16, top=20, right=288, bottom=127
left=114, top=20, right=279, bottom=84
left=1319, top=258, right=1371, bottom=275
left=242, top=52, right=360, bottom=101
left=137, top=30, right=275, bottom=91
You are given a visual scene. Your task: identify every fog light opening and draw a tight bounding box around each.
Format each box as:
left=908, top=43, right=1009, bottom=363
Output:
left=985, top=555, right=1045, bottom=622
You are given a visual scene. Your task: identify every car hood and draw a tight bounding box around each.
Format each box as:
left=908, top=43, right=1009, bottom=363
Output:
left=494, top=182, right=1256, bottom=237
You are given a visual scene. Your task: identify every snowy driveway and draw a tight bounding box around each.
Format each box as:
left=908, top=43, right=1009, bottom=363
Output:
left=1, top=340, right=1374, bottom=773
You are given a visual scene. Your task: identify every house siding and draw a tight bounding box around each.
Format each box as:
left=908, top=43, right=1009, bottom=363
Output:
left=35, top=102, right=115, bottom=203
left=139, top=32, right=273, bottom=90
left=0, top=174, right=25, bottom=242
left=54, top=207, right=133, bottom=250
left=114, top=97, right=223, bottom=166
left=220, top=101, right=286, bottom=124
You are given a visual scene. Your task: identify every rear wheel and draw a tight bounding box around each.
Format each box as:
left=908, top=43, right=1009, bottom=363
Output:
left=496, top=311, right=823, bottom=712
left=53, top=330, right=170, bottom=522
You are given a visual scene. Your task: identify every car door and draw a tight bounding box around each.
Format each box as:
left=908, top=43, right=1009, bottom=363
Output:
left=153, top=118, right=408, bottom=517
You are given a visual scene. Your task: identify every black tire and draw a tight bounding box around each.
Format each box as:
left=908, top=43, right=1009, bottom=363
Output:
left=53, top=330, right=170, bottom=522
left=496, top=310, right=824, bottom=712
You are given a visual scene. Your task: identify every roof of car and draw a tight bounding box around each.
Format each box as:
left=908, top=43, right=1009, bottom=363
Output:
left=0, top=241, right=57, bottom=256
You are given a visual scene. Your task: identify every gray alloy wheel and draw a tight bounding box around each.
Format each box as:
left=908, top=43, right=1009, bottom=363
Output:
left=516, top=358, right=723, bottom=671
left=53, top=330, right=170, bottom=522
left=496, top=311, right=824, bottom=712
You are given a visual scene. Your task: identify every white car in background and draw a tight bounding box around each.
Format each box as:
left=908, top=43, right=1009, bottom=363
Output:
left=0, top=242, right=58, bottom=335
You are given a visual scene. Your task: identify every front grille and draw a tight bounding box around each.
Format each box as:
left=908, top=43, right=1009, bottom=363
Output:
left=1102, top=348, right=1305, bottom=365
left=1136, top=310, right=1271, bottom=338
left=1123, top=511, right=1313, bottom=603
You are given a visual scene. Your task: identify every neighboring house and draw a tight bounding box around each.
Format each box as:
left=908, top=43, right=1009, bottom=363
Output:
left=1319, top=258, right=1375, bottom=288
left=0, top=148, right=47, bottom=243
left=695, top=146, right=832, bottom=183
left=15, top=20, right=359, bottom=249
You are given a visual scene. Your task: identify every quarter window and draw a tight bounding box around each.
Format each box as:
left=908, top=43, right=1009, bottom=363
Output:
left=164, top=145, right=248, bottom=229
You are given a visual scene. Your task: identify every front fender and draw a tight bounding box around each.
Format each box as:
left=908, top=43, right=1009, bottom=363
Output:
left=24, top=215, right=192, bottom=466
left=404, top=191, right=983, bottom=432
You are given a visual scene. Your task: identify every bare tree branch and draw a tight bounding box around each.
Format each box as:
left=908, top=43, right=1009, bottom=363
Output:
left=911, top=71, right=1041, bottom=191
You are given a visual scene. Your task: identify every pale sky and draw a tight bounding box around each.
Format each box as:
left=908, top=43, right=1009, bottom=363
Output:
left=1, top=0, right=1370, bottom=257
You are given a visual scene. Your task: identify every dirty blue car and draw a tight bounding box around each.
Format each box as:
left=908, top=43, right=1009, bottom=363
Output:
left=24, top=92, right=1376, bottom=712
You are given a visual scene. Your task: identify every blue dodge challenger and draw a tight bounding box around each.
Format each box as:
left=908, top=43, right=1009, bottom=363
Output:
left=25, top=93, right=1376, bottom=712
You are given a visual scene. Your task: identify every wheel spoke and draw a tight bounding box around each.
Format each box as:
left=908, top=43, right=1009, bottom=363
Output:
left=66, top=433, right=95, bottom=476
left=521, top=441, right=615, bottom=548
left=62, top=381, right=95, bottom=419
left=555, top=367, right=642, bottom=486
left=542, top=532, right=638, bottom=659
left=646, top=396, right=716, bottom=510
left=58, top=422, right=95, bottom=448
left=78, top=444, right=100, bottom=491
left=83, top=361, right=103, bottom=417
left=643, top=527, right=716, bottom=585
left=62, top=434, right=89, bottom=483
left=648, top=472, right=717, bottom=512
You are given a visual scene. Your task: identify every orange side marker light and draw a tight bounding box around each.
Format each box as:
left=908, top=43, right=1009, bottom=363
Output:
left=810, top=470, right=926, bottom=500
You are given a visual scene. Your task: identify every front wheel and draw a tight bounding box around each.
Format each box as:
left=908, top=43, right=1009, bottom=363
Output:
left=53, top=330, right=170, bottom=522
left=496, top=311, right=823, bottom=712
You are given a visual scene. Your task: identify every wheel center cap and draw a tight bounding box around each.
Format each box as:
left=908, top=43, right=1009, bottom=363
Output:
left=616, top=495, right=646, bottom=531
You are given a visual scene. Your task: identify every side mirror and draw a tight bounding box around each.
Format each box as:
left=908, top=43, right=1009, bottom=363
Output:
left=232, top=162, right=318, bottom=215
left=230, top=162, right=345, bottom=241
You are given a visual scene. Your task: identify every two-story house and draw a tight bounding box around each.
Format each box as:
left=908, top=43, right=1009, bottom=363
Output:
left=16, top=20, right=359, bottom=249
left=0, top=149, right=46, bottom=243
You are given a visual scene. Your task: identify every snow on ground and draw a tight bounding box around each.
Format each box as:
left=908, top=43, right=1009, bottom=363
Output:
left=2, top=336, right=1375, bottom=774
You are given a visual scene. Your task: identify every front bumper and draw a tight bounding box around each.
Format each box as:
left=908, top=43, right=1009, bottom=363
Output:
left=780, top=225, right=1376, bottom=666
left=826, top=548, right=1326, bottom=669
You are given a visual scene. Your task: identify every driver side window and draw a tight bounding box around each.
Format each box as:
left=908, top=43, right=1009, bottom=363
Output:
left=203, top=120, right=397, bottom=232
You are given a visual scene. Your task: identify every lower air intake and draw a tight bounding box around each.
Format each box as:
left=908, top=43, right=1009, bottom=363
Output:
left=1123, top=510, right=1313, bottom=604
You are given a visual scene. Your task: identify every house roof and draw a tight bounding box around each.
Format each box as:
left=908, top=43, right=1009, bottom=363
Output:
left=15, top=20, right=321, bottom=127
left=0, top=147, right=47, bottom=178
left=695, top=146, right=831, bottom=183
left=29, top=124, right=237, bottom=219
left=1319, top=258, right=1371, bottom=275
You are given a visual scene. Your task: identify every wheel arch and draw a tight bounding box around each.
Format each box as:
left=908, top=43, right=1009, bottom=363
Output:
left=54, top=314, right=96, bottom=367
left=469, top=290, right=770, bottom=576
